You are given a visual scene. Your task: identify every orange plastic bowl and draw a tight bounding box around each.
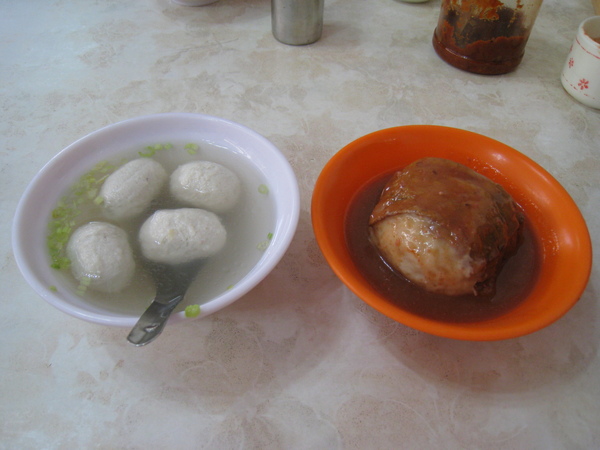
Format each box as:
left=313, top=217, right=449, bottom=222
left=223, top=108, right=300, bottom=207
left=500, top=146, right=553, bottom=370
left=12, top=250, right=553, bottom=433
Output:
left=311, top=126, right=592, bottom=341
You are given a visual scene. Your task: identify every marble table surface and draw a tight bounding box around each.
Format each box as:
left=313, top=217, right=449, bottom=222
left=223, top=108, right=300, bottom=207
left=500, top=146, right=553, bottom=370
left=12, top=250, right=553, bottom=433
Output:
left=2, top=0, right=599, bottom=448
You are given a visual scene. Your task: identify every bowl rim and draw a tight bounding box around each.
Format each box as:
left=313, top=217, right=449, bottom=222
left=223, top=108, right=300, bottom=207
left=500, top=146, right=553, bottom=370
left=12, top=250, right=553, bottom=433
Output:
left=12, top=112, right=300, bottom=327
left=311, top=125, right=593, bottom=341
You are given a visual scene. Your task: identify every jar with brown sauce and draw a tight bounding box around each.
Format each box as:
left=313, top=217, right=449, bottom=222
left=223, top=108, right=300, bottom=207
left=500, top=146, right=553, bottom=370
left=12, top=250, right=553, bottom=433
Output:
left=432, top=0, right=543, bottom=75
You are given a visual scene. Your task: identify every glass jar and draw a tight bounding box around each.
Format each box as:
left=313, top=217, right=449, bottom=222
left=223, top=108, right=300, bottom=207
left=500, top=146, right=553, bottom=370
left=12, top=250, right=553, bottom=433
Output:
left=432, top=0, right=543, bottom=75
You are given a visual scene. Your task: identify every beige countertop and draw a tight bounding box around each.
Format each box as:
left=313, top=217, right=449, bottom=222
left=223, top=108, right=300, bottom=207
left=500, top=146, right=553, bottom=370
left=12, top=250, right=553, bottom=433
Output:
left=2, top=0, right=599, bottom=448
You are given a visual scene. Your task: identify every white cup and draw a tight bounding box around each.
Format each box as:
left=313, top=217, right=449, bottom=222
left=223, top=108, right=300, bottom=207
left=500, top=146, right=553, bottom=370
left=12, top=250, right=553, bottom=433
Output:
left=561, top=16, right=600, bottom=109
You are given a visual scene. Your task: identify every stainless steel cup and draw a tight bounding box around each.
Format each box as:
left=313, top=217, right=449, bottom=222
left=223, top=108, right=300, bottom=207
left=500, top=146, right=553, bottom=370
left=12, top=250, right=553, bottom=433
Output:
left=271, top=0, right=324, bottom=45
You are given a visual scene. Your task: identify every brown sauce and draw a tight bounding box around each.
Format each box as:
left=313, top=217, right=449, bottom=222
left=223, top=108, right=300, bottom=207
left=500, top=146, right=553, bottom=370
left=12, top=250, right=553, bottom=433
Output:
left=345, top=173, right=541, bottom=323
left=433, top=6, right=530, bottom=75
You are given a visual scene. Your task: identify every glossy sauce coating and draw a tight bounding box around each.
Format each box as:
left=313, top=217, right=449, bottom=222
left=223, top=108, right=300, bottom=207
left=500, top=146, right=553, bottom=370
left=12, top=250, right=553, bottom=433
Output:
left=346, top=173, right=540, bottom=323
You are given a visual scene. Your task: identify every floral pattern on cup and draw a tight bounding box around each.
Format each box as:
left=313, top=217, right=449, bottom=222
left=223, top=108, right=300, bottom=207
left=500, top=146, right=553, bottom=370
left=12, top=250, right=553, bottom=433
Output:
left=560, top=16, right=600, bottom=109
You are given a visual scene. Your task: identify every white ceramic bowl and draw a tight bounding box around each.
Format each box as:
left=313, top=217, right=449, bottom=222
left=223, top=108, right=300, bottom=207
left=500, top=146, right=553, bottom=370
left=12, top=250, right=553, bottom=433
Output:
left=13, top=113, right=299, bottom=327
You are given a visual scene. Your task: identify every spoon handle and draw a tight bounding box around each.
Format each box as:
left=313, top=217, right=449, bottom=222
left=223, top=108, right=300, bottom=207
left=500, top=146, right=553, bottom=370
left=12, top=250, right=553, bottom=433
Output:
left=126, top=293, right=185, bottom=346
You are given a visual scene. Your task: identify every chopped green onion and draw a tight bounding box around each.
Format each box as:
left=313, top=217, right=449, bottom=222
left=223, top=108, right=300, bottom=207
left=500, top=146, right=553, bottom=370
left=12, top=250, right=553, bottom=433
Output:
left=256, top=232, right=274, bottom=251
left=258, top=184, right=269, bottom=195
left=47, top=159, right=119, bottom=270
left=138, top=147, right=156, bottom=157
left=184, top=143, right=199, bottom=155
left=50, top=257, right=71, bottom=270
left=185, top=304, right=201, bottom=318
left=49, top=285, right=58, bottom=292
left=139, top=143, right=173, bottom=157
left=76, top=277, right=91, bottom=295
left=226, top=284, right=234, bottom=290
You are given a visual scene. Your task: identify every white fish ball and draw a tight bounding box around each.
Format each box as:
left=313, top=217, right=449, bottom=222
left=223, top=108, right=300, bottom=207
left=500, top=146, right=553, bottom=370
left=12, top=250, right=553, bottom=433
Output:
left=170, top=161, right=241, bottom=214
left=138, top=208, right=226, bottom=265
left=100, top=158, right=168, bottom=221
left=67, top=222, right=136, bottom=293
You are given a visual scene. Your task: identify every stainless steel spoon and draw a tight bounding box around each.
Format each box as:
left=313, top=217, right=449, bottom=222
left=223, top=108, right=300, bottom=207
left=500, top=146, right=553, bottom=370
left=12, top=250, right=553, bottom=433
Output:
left=127, top=259, right=202, bottom=346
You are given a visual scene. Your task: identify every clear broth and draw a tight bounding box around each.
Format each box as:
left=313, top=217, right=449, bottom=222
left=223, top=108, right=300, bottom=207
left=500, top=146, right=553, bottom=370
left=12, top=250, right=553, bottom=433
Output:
left=51, top=141, right=275, bottom=315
